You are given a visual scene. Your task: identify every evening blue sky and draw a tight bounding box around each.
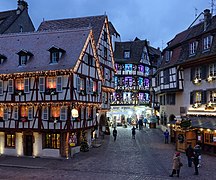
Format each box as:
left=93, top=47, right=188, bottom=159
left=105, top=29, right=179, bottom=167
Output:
left=0, top=0, right=212, bottom=49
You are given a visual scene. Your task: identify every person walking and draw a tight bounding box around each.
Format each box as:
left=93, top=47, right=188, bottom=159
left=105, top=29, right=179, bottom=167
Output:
left=164, top=129, right=169, bottom=144
left=185, top=144, right=194, bottom=167
left=143, top=117, right=148, bottom=127
left=113, top=128, right=117, bottom=141
left=131, top=126, right=136, bottom=139
left=169, top=152, right=182, bottom=177
left=193, top=151, right=199, bottom=175
left=194, top=144, right=201, bottom=167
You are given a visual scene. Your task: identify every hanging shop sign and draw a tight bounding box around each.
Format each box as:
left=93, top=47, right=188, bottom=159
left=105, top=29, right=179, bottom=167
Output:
left=180, top=119, right=191, bottom=128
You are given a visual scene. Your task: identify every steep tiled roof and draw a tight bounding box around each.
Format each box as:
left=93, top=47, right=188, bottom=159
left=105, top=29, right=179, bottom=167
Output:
left=108, top=21, right=120, bottom=37
left=160, top=13, right=216, bottom=69
left=38, top=15, right=106, bottom=45
left=0, top=10, right=19, bottom=34
left=0, top=28, right=91, bottom=74
left=114, top=40, right=160, bottom=64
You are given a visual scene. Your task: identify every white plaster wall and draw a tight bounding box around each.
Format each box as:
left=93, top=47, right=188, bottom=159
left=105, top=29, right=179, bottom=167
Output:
left=33, top=132, right=42, bottom=157
left=0, top=132, right=4, bottom=154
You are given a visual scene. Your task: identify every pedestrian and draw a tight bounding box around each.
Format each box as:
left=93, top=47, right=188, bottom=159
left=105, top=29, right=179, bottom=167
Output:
left=132, top=126, right=136, bottom=139
left=193, top=152, right=199, bottom=175
left=194, top=144, right=201, bottom=167
left=185, top=144, right=194, bottom=167
left=164, top=129, right=169, bottom=144
left=113, top=127, right=117, bottom=141
left=143, top=117, right=148, bottom=127
left=169, top=152, right=183, bottom=177
left=138, top=119, right=143, bottom=130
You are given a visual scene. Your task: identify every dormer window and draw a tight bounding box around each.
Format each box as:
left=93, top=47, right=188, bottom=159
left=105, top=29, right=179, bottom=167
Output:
left=165, top=51, right=172, bottom=62
left=17, top=50, right=33, bottom=66
left=124, top=50, right=130, bottom=59
left=0, top=54, right=7, bottom=64
left=203, top=35, right=213, bottom=52
left=189, top=41, right=198, bottom=56
left=48, top=45, right=65, bottom=64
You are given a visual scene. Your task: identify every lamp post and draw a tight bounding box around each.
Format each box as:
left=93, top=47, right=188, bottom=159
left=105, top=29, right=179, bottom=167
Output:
left=67, top=107, right=79, bottom=159
left=150, top=87, right=155, bottom=116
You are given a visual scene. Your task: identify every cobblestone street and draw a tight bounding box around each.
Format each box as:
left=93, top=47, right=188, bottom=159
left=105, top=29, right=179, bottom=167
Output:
left=0, top=127, right=215, bottom=180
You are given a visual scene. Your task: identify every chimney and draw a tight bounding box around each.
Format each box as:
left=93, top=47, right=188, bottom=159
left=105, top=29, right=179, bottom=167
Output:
left=17, top=0, right=28, bottom=14
left=204, top=9, right=211, bottom=31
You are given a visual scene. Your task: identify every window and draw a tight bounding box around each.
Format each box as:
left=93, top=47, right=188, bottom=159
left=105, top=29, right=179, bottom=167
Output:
left=104, top=47, right=107, bottom=60
left=39, top=77, right=45, bottom=92
left=16, top=79, right=24, bottom=91
left=164, top=69, right=169, bottom=84
left=44, top=133, right=60, bottom=149
left=56, top=76, right=62, bottom=92
left=20, top=55, right=27, bottom=65
left=125, top=64, right=132, bottom=71
left=0, top=80, right=3, bottom=95
left=92, top=81, right=97, bottom=92
left=3, top=108, right=8, bottom=120
left=60, top=106, right=67, bottom=121
left=5, top=133, right=15, bottom=148
left=88, top=54, right=94, bottom=66
left=47, top=77, right=56, bottom=89
left=209, top=91, right=216, bottom=102
left=0, top=54, right=7, bottom=64
left=165, top=51, right=172, bottom=62
left=104, top=31, right=107, bottom=42
left=166, top=94, right=176, bottom=105
left=195, top=67, right=201, bottom=79
left=124, top=51, right=130, bottom=59
left=203, top=36, right=213, bottom=51
left=14, top=106, right=18, bottom=120
left=195, top=92, right=202, bottom=103
left=48, top=46, right=65, bottom=64
left=28, top=106, right=33, bottom=120
left=8, top=79, right=14, bottom=94
left=208, top=63, right=216, bottom=76
left=42, top=107, right=49, bottom=120
left=189, top=41, right=198, bottom=56
left=24, top=78, right=29, bottom=93
left=0, top=107, right=3, bottom=120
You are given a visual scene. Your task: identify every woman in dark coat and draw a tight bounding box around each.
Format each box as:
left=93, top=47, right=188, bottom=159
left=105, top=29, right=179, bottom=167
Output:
left=170, top=152, right=182, bottom=177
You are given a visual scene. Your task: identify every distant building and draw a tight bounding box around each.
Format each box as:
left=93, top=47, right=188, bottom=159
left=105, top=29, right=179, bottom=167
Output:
left=0, top=0, right=35, bottom=34
left=153, top=9, right=216, bottom=154
left=110, top=38, right=161, bottom=125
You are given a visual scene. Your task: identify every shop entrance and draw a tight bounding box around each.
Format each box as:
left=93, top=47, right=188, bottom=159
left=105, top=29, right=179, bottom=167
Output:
left=24, top=135, right=33, bottom=156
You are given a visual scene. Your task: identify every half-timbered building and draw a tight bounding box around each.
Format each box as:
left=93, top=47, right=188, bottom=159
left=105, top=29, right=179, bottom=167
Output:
left=0, top=0, right=35, bottom=34
left=153, top=9, right=216, bottom=154
left=0, top=27, right=103, bottom=158
left=111, top=38, right=161, bottom=125
left=38, top=15, right=119, bottom=134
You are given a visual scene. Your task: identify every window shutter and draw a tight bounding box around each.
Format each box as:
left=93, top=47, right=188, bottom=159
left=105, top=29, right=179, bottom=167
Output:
left=28, top=106, right=33, bottom=120
left=86, top=79, right=89, bottom=94
left=39, top=77, right=45, bottom=92
left=81, top=107, right=84, bottom=120
left=24, top=78, right=30, bottom=93
left=86, top=107, right=88, bottom=119
left=201, top=65, right=207, bottom=80
left=43, top=107, right=49, bottom=120
left=14, top=106, right=18, bottom=120
left=90, top=80, right=93, bottom=94
left=190, top=92, right=194, bottom=105
left=56, top=76, right=62, bottom=92
left=8, top=79, right=14, bottom=94
left=98, top=81, right=101, bottom=94
left=201, top=91, right=207, bottom=104
left=0, top=80, right=3, bottom=95
left=190, top=68, right=195, bottom=81
left=60, top=106, right=67, bottom=121
left=76, top=77, right=80, bottom=93
left=3, top=108, right=8, bottom=120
